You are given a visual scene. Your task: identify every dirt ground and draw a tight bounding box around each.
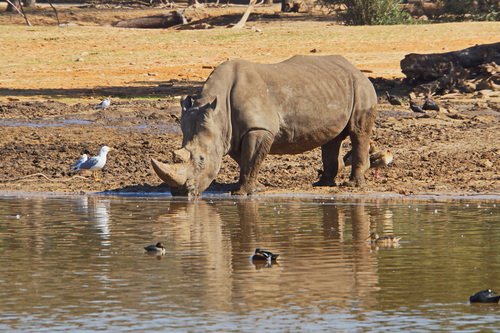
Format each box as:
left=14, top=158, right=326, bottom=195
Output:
left=0, top=4, right=498, bottom=196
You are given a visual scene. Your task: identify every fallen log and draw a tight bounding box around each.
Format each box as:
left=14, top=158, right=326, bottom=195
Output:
left=114, top=11, right=187, bottom=29
left=401, top=42, right=500, bottom=95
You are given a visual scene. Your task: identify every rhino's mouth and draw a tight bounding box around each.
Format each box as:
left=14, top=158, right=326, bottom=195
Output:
left=174, top=180, right=199, bottom=197
left=169, top=185, right=192, bottom=197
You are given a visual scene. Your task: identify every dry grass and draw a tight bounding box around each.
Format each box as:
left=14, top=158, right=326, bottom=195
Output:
left=0, top=6, right=499, bottom=99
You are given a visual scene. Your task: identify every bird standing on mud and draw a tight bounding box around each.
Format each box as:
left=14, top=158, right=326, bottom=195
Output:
left=72, top=146, right=112, bottom=181
left=95, top=98, right=111, bottom=110
left=422, top=97, right=440, bottom=111
left=409, top=99, right=425, bottom=113
left=385, top=91, right=402, bottom=106
left=70, top=153, right=88, bottom=172
left=369, top=150, right=393, bottom=178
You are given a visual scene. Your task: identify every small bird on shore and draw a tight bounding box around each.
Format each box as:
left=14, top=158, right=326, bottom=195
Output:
left=73, top=146, right=112, bottom=181
left=144, top=242, right=166, bottom=255
left=252, top=248, right=279, bottom=262
left=367, top=232, right=401, bottom=246
left=70, top=153, right=88, bottom=172
left=370, top=149, right=394, bottom=178
left=95, top=98, right=111, bottom=110
left=469, top=289, right=500, bottom=303
left=385, top=91, right=402, bottom=106
left=422, top=97, right=440, bottom=111
left=409, top=99, right=425, bottom=113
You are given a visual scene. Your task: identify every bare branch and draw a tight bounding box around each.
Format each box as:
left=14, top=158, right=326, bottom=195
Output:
left=5, top=0, right=32, bottom=26
left=231, top=0, right=257, bottom=29
left=47, top=0, right=61, bottom=26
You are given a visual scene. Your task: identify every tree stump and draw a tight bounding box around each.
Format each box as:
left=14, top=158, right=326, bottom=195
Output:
left=401, top=42, right=500, bottom=94
left=114, top=11, right=187, bottom=29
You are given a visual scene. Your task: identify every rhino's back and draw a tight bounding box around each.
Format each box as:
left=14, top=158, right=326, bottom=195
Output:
left=206, top=56, right=375, bottom=154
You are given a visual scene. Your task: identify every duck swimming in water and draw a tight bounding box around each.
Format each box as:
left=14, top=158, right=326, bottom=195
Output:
left=367, top=232, right=401, bottom=246
left=252, top=248, right=279, bottom=261
left=144, top=242, right=166, bottom=255
left=469, top=289, right=500, bottom=303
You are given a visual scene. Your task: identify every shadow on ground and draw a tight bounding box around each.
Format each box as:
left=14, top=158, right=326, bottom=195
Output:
left=0, top=80, right=202, bottom=99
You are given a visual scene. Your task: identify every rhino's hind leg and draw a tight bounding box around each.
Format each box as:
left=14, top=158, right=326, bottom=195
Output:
left=313, top=135, right=347, bottom=187
left=234, top=129, right=274, bottom=195
left=347, top=137, right=370, bottom=186
left=346, top=132, right=371, bottom=187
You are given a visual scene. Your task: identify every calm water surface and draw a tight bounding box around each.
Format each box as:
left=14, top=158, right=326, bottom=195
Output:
left=0, top=194, right=498, bottom=332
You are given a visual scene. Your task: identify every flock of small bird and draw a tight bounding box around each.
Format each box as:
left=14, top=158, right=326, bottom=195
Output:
left=385, top=91, right=440, bottom=113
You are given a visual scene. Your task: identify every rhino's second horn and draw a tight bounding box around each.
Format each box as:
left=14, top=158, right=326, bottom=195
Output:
left=173, top=148, right=190, bottom=163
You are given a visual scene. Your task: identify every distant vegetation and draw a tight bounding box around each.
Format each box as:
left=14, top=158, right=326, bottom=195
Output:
left=5, top=0, right=499, bottom=24
left=324, top=0, right=413, bottom=25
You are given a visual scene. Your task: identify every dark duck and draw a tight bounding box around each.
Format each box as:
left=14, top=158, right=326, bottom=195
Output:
left=144, top=242, right=166, bottom=255
left=469, top=289, right=500, bottom=303
left=252, top=248, right=279, bottom=261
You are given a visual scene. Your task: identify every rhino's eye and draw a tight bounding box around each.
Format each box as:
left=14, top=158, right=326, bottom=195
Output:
left=197, top=155, right=206, bottom=169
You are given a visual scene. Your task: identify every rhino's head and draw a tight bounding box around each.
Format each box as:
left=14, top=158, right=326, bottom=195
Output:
left=152, top=95, right=225, bottom=196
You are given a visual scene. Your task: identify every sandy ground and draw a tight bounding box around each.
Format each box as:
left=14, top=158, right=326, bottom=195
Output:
left=0, top=5, right=498, bottom=196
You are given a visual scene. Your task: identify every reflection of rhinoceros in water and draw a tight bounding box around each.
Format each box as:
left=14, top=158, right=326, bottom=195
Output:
left=152, top=55, right=377, bottom=196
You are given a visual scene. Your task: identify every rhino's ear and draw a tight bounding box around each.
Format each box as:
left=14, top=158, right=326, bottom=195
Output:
left=206, top=97, right=217, bottom=111
left=181, top=95, right=194, bottom=112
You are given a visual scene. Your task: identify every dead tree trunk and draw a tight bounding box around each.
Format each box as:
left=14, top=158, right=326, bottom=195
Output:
left=401, top=42, right=500, bottom=94
left=231, top=0, right=257, bottom=28
left=114, top=11, right=187, bottom=29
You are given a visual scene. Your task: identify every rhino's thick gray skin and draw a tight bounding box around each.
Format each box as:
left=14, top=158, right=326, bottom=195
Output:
left=151, top=55, right=377, bottom=196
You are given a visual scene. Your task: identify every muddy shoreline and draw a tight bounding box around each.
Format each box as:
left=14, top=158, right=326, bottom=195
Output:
left=1, top=93, right=498, bottom=197
left=0, top=8, right=498, bottom=197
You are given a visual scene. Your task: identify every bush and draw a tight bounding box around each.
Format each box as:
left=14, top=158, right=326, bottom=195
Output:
left=325, top=0, right=413, bottom=25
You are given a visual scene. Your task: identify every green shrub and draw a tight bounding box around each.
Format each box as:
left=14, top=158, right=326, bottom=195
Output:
left=326, top=0, right=413, bottom=25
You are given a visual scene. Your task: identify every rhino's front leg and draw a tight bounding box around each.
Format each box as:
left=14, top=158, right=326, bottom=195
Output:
left=233, top=129, right=274, bottom=195
left=313, top=135, right=347, bottom=187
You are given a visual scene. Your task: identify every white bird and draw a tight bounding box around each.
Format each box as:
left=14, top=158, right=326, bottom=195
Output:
left=77, top=146, right=112, bottom=181
left=95, top=98, right=111, bottom=110
left=70, top=153, right=88, bottom=172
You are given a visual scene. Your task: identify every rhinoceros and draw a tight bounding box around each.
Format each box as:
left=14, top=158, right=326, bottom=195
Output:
left=151, top=55, right=377, bottom=196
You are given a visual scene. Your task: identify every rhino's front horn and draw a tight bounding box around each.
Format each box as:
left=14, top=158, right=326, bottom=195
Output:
left=151, top=158, right=187, bottom=187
